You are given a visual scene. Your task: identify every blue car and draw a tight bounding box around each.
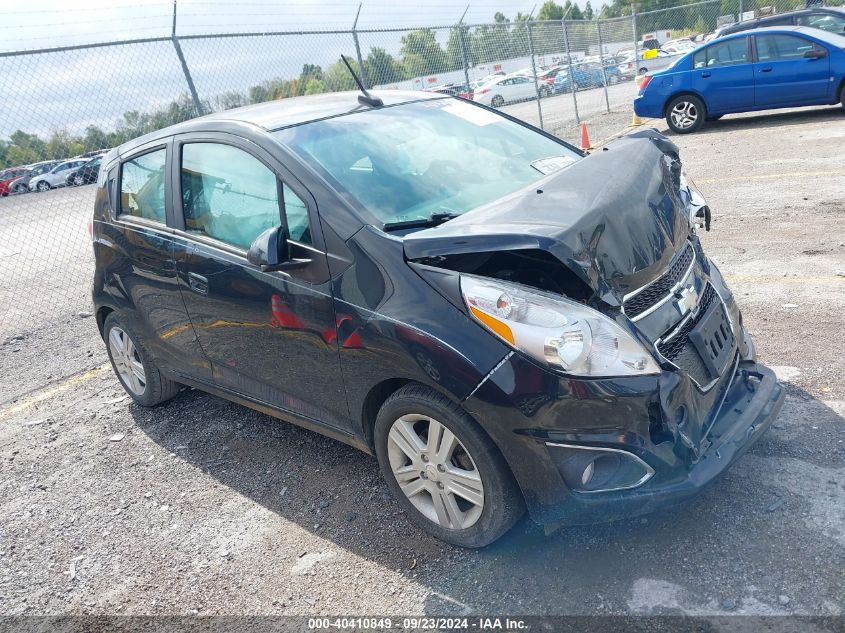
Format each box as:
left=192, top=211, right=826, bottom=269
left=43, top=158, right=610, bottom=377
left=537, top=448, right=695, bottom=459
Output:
left=634, top=26, right=845, bottom=133
left=555, top=62, right=622, bottom=93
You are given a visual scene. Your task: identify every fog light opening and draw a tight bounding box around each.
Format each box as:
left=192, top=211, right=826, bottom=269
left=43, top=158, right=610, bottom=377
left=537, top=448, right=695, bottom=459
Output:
left=547, top=442, right=656, bottom=494
left=581, top=460, right=595, bottom=486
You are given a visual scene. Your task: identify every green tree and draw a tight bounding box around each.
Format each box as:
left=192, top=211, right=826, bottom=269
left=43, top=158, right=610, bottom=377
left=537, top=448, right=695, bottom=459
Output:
left=583, top=1, right=595, bottom=20
left=365, top=47, right=408, bottom=85
left=323, top=56, right=361, bottom=91
left=303, top=78, right=326, bottom=95
left=537, top=1, right=565, bottom=21
left=215, top=91, right=248, bottom=111
left=400, top=29, right=448, bottom=77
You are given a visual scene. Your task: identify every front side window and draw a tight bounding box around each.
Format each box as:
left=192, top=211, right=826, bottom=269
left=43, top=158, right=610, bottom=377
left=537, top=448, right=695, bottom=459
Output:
left=120, top=149, right=166, bottom=223
left=181, top=143, right=281, bottom=250
left=757, top=34, right=820, bottom=61
left=797, top=13, right=845, bottom=32
left=275, top=99, right=580, bottom=229
left=696, top=38, right=749, bottom=68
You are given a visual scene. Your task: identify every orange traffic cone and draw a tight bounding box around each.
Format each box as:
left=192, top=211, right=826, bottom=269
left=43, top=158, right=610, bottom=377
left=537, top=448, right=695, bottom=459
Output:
left=579, top=122, right=592, bottom=150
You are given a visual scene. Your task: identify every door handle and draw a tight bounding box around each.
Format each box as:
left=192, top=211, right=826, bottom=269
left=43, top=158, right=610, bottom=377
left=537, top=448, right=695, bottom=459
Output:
left=759, top=66, right=773, bottom=73
left=188, top=272, right=209, bottom=295
left=700, top=71, right=711, bottom=78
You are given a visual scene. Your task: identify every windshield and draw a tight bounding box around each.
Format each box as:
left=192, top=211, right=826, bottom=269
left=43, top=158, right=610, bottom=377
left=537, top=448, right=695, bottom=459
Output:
left=274, top=99, right=579, bottom=227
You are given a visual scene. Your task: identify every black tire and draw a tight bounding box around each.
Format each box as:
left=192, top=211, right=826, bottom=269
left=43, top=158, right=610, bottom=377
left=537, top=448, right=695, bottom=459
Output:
left=840, top=84, right=845, bottom=111
left=639, top=66, right=648, bottom=75
left=374, top=384, right=525, bottom=547
left=491, top=94, right=505, bottom=108
left=539, top=86, right=551, bottom=98
left=36, top=181, right=50, bottom=192
left=103, top=312, right=181, bottom=407
left=13, top=183, right=27, bottom=194
left=665, top=94, right=706, bottom=134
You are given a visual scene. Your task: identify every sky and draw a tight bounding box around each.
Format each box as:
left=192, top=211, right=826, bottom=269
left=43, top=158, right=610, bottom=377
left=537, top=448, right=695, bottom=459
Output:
left=0, top=0, right=544, bottom=52
left=0, top=0, right=563, bottom=139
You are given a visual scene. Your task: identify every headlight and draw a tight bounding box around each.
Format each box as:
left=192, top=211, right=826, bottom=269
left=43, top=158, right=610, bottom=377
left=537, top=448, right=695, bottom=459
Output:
left=460, top=274, right=661, bottom=377
left=679, top=171, right=710, bottom=232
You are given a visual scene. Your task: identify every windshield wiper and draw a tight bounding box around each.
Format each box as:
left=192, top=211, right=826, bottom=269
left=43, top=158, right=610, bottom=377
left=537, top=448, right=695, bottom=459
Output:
left=382, top=211, right=460, bottom=232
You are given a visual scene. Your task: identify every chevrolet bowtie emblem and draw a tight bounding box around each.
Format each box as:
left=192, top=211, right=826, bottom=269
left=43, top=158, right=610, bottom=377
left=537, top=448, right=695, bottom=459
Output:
left=675, top=285, right=699, bottom=316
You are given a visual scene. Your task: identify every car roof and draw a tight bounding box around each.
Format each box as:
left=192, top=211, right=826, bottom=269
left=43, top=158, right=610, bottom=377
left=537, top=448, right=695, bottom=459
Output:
left=719, top=24, right=845, bottom=46
left=720, top=7, right=845, bottom=33
left=115, top=90, right=442, bottom=158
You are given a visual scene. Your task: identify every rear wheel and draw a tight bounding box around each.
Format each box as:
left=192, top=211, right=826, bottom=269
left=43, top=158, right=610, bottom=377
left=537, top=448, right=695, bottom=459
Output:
left=491, top=94, right=505, bottom=108
left=104, top=313, right=181, bottom=407
left=374, top=385, right=524, bottom=547
left=665, top=94, right=705, bottom=134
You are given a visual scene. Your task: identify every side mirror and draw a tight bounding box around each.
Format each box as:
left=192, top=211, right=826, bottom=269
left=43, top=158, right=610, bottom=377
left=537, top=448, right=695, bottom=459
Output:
left=246, top=226, right=310, bottom=272
left=804, top=48, right=827, bottom=59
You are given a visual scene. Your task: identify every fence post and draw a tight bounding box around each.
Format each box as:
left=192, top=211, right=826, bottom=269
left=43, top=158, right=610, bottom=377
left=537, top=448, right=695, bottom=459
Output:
left=738, top=0, right=744, bottom=21
left=170, top=0, right=204, bottom=116
left=458, top=25, right=472, bottom=96
left=596, top=20, right=610, bottom=113
left=352, top=3, right=369, bottom=89
left=527, top=20, right=545, bottom=130
left=562, top=18, right=580, bottom=125
left=631, top=3, right=640, bottom=78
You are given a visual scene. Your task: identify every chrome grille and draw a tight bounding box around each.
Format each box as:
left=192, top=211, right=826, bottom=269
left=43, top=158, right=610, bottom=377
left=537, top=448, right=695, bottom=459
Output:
left=656, top=283, right=717, bottom=388
left=623, top=242, right=694, bottom=320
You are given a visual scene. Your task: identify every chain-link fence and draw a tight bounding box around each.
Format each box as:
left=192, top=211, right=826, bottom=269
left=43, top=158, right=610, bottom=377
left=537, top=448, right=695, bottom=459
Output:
left=0, top=0, right=830, bottom=386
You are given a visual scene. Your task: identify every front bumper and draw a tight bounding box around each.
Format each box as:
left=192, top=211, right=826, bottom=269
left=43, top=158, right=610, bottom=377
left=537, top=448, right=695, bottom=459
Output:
left=463, top=339, right=784, bottom=527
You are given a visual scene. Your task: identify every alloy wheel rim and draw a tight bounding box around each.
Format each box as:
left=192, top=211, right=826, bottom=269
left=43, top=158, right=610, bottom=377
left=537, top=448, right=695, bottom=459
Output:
left=670, top=101, right=698, bottom=130
left=108, top=326, right=146, bottom=395
left=387, top=414, right=484, bottom=530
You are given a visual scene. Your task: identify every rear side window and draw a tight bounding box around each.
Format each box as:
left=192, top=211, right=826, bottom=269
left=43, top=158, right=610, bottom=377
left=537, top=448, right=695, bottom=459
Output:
left=796, top=13, right=845, bottom=33
left=120, top=149, right=167, bottom=223
left=756, top=34, right=820, bottom=61
left=694, top=38, right=749, bottom=68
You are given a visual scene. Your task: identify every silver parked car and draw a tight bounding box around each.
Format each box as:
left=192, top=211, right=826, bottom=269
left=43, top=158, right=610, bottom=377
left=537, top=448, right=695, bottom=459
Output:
left=28, top=158, right=88, bottom=192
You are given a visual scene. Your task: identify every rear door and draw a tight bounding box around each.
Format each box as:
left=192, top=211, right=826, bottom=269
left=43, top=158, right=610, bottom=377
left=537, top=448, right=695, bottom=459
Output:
left=753, top=34, right=831, bottom=107
left=171, top=134, right=351, bottom=432
left=111, top=143, right=209, bottom=380
left=691, top=37, right=755, bottom=113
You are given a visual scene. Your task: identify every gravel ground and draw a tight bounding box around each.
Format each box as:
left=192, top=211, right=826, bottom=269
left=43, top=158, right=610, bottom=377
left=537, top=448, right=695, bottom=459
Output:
left=0, top=105, right=843, bottom=618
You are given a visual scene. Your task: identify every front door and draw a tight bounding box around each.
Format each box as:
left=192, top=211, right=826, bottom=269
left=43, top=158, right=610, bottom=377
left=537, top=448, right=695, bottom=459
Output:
left=172, top=136, right=351, bottom=432
left=753, top=34, right=831, bottom=107
left=691, top=37, right=755, bottom=113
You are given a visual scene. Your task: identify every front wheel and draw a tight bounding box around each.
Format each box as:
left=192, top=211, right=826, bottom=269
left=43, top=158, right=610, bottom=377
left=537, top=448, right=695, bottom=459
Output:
left=36, top=181, right=50, bottom=192
left=374, top=385, right=524, bottom=547
left=104, top=313, right=181, bottom=407
left=539, top=86, right=551, bottom=98
left=73, top=174, right=84, bottom=186
left=490, top=94, right=505, bottom=108
left=665, top=94, right=705, bottom=134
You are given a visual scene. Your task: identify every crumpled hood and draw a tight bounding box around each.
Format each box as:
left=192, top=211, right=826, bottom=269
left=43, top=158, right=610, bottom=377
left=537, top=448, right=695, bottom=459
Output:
left=403, top=129, right=691, bottom=306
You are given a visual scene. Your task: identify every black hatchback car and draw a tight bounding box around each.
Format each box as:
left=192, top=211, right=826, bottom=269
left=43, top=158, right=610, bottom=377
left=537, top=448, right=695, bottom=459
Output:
left=92, top=91, right=784, bottom=547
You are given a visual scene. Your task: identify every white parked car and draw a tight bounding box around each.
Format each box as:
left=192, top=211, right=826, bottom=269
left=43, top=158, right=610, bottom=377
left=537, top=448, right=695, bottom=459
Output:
left=28, top=158, right=88, bottom=192
left=473, top=74, right=537, bottom=107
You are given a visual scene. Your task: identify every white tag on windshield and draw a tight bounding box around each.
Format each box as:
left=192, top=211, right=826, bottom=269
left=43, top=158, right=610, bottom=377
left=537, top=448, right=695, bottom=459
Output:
left=530, top=156, right=577, bottom=175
